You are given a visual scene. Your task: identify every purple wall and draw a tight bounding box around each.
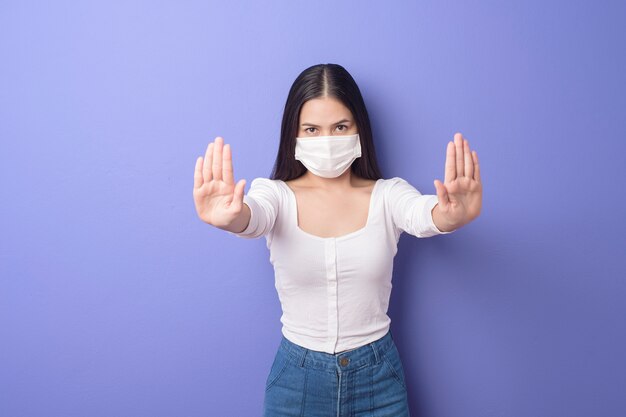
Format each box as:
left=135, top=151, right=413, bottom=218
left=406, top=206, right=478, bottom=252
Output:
left=1, top=1, right=625, bottom=416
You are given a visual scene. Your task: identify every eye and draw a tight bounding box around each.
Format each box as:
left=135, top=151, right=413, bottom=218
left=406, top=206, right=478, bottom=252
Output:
left=305, top=127, right=317, bottom=133
left=336, top=124, right=347, bottom=131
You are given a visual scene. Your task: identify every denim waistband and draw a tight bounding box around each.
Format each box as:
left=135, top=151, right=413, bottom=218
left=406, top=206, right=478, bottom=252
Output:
left=278, top=330, right=396, bottom=372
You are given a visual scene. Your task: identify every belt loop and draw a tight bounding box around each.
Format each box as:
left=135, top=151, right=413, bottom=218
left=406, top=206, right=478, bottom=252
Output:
left=298, top=347, right=308, bottom=367
left=370, top=340, right=380, bottom=364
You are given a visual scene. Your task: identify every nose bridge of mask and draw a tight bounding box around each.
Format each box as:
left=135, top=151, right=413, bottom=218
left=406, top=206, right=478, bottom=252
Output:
left=298, top=139, right=358, bottom=160
left=295, top=133, right=360, bottom=157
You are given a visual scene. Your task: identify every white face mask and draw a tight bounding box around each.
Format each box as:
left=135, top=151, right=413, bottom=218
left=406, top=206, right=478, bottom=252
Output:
left=294, top=133, right=362, bottom=178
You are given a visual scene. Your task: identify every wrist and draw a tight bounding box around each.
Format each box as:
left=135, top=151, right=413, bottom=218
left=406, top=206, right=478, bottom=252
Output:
left=431, top=204, right=459, bottom=233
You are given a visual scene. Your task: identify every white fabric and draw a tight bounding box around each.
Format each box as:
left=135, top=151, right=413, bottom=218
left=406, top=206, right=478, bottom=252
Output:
left=294, top=133, right=362, bottom=178
left=227, top=176, right=453, bottom=354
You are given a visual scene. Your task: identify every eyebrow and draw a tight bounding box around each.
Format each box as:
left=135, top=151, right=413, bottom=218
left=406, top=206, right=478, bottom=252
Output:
left=301, top=119, right=351, bottom=127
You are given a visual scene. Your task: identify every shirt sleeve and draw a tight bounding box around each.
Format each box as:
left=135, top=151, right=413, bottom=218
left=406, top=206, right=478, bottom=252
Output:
left=387, top=177, right=454, bottom=238
left=226, top=177, right=279, bottom=239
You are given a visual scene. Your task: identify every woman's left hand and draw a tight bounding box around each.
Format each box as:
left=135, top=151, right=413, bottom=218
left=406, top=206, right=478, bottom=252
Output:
left=432, top=132, right=483, bottom=232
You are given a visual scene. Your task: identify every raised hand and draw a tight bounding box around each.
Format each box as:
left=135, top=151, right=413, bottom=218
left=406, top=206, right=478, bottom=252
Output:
left=432, top=132, right=482, bottom=231
left=193, top=136, right=247, bottom=227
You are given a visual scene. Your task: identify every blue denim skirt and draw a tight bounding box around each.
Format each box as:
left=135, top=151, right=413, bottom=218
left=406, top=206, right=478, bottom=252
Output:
left=263, top=329, right=410, bottom=416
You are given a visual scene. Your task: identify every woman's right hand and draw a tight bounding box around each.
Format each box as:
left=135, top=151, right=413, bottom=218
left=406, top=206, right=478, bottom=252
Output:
left=193, top=136, right=247, bottom=227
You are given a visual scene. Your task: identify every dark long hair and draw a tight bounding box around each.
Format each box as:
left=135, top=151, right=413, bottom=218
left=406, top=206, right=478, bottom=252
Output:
left=269, top=63, right=383, bottom=181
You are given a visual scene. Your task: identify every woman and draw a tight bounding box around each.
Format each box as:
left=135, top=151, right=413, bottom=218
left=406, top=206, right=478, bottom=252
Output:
left=193, top=63, right=482, bottom=416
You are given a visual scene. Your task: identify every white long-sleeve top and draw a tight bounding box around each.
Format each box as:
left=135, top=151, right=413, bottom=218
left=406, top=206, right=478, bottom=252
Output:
left=227, top=176, right=453, bottom=354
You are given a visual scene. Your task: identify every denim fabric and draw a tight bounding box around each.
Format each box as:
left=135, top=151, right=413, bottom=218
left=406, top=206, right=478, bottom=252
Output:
left=263, top=329, right=410, bottom=417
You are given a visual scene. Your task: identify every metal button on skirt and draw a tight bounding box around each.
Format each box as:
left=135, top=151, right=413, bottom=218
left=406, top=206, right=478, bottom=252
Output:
left=263, top=329, right=410, bottom=417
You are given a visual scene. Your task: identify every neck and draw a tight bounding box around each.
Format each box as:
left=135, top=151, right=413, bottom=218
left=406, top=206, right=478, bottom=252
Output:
left=301, top=169, right=355, bottom=190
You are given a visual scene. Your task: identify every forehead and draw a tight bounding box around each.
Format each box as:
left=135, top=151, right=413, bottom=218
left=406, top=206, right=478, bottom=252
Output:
left=299, top=97, right=353, bottom=122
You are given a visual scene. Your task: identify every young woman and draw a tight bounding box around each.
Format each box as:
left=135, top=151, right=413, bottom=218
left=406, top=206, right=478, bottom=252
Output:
left=193, top=63, right=482, bottom=416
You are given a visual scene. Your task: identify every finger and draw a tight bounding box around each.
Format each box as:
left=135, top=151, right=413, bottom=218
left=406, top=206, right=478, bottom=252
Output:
left=203, top=142, right=214, bottom=182
left=222, top=143, right=234, bottom=185
left=194, top=157, right=204, bottom=189
left=464, top=139, right=473, bottom=179
left=231, top=179, right=246, bottom=209
left=212, top=137, right=224, bottom=181
left=444, top=141, right=456, bottom=183
left=454, top=132, right=464, bottom=177
left=434, top=179, right=449, bottom=207
left=472, top=150, right=481, bottom=183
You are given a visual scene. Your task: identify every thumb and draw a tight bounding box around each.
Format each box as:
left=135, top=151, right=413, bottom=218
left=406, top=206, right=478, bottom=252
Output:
left=231, top=179, right=246, bottom=210
left=434, top=179, right=448, bottom=207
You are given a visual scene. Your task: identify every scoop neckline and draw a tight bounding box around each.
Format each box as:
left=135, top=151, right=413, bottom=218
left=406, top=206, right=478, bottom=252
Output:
left=278, top=178, right=383, bottom=241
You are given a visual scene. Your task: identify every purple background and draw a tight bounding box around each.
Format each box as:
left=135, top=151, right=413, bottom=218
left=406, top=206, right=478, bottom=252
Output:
left=1, top=1, right=625, bottom=416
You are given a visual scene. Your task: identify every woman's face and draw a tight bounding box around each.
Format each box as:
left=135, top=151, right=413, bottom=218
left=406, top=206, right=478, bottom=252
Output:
left=297, top=96, right=358, bottom=138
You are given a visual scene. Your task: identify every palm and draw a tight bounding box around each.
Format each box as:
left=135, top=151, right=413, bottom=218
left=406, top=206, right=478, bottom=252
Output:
left=433, top=133, right=483, bottom=228
left=197, top=181, right=235, bottom=215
